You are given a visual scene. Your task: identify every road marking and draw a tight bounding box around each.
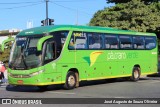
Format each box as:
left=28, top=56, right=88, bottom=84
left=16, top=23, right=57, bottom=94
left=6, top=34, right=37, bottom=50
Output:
left=114, top=96, right=127, bottom=98
left=0, top=83, right=8, bottom=89
left=0, top=86, right=7, bottom=90
left=48, top=91, right=76, bottom=95
left=138, top=81, right=148, bottom=83
left=138, top=80, right=160, bottom=83
left=147, top=80, right=160, bottom=84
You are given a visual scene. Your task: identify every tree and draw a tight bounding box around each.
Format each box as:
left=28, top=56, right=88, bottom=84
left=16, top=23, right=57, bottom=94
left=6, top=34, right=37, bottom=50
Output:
left=0, top=44, right=2, bottom=53
left=89, top=0, right=160, bottom=34
left=107, top=0, right=160, bottom=4
left=0, top=36, right=14, bottom=66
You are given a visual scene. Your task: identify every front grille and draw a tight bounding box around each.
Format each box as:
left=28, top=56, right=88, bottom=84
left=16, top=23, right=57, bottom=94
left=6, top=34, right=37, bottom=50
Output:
left=10, top=74, right=31, bottom=78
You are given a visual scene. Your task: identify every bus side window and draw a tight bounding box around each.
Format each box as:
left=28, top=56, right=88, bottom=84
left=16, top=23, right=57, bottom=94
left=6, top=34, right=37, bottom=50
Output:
left=119, top=36, right=132, bottom=49
left=68, top=32, right=87, bottom=50
left=88, top=33, right=102, bottom=49
left=133, top=36, right=145, bottom=49
left=145, top=37, right=156, bottom=49
left=44, top=42, right=55, bottom=64
left=75, top=37, right=86, bottom=49
left=105, top=35, right=118, bottom=49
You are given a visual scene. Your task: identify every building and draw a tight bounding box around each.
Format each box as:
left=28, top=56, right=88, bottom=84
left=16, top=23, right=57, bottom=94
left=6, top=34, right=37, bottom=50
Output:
left=0, top=29, right=21, bottom=44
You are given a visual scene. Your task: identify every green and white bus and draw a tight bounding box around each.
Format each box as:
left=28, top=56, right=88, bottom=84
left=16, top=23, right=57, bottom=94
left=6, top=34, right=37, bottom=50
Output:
left=8, top=25, right=158, bottom=90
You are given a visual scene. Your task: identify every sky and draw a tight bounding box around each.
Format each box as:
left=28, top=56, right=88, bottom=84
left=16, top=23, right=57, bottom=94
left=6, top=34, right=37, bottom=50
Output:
left=0, top=0, right=114, bottom=30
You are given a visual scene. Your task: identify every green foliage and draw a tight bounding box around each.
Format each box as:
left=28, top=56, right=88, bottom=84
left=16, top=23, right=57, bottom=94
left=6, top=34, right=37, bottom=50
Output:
left=0, top=44, right=2, bottom=52
left=106, top=0, right=160, bottom=4
left=89, top=0, right=160, bottom=34
left=0, top=36, right=14, bottom=66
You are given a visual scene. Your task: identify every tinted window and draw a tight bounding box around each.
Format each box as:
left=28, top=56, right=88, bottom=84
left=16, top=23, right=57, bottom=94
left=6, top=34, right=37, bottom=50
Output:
left=133, top=36, right=145, bottom=49
left=29, top=38, right=39, bottom=48
left=16, top=37, right=27, bottom=46
left=51, top=31, right=68, bottom=50
left=51, top=31, right=69, bottom=57
left=88, top=33, right=103, bottom=49
left=145, top=37, right=156, bottom=49
left=45, top=42, right=54, bottom=61
left=105, top=35, right=119, bottom=49
left=119, top=36, right=132, bottom=49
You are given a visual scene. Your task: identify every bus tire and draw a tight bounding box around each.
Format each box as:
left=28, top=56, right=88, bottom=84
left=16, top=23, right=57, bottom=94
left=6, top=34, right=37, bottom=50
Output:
left=64, top=71, right=77, bottom=90
left=130, top=67, right=141, bottom=81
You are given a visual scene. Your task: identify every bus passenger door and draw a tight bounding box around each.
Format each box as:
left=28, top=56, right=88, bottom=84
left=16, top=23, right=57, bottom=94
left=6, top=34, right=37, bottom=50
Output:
left=42, top=40, right=62, bottom=82
left=43, top=41, right=56, bottom=64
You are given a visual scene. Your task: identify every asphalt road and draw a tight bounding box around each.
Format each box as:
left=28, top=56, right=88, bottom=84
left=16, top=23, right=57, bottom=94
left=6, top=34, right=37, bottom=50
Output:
left=0, top=76, right=160, bottom=107
left=2, top=77, right=160, bottom=98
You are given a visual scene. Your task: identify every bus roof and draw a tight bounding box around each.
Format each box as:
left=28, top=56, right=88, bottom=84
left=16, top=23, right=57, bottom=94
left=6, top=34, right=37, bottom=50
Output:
left=17, top=25, right=156, bottom=36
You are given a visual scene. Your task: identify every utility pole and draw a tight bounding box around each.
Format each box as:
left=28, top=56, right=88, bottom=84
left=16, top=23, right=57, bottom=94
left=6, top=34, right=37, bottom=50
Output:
left=76, top=9, right=79, bottom=25
left=45, top=0, right=49, bottom=26
left=41, top=0, right=54, bottom=26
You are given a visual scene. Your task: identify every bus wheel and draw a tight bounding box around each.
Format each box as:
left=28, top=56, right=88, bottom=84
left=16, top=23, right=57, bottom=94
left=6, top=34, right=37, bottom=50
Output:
left=64, top=71, right=77, bottom=90
left=130, top=67, right=141, bottom=81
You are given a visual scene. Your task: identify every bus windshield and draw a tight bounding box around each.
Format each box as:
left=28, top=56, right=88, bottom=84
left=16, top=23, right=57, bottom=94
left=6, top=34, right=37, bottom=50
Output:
left=9, top=31, right=69, bottom=70
left=9, top=36, right=43, bottom=70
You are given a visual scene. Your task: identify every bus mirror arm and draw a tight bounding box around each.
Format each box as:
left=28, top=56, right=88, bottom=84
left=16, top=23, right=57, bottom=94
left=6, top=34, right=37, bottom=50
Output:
left=37, top=35, right=53, bottom=51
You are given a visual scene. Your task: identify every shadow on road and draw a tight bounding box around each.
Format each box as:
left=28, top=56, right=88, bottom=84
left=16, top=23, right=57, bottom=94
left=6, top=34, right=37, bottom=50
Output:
left=5, top=84, right=64, bottom=92
left=79, top=78, right=127, bottom=88
left=147, top=73, right=160, bottom=77
left=5, top=78, right=128, bottom=92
